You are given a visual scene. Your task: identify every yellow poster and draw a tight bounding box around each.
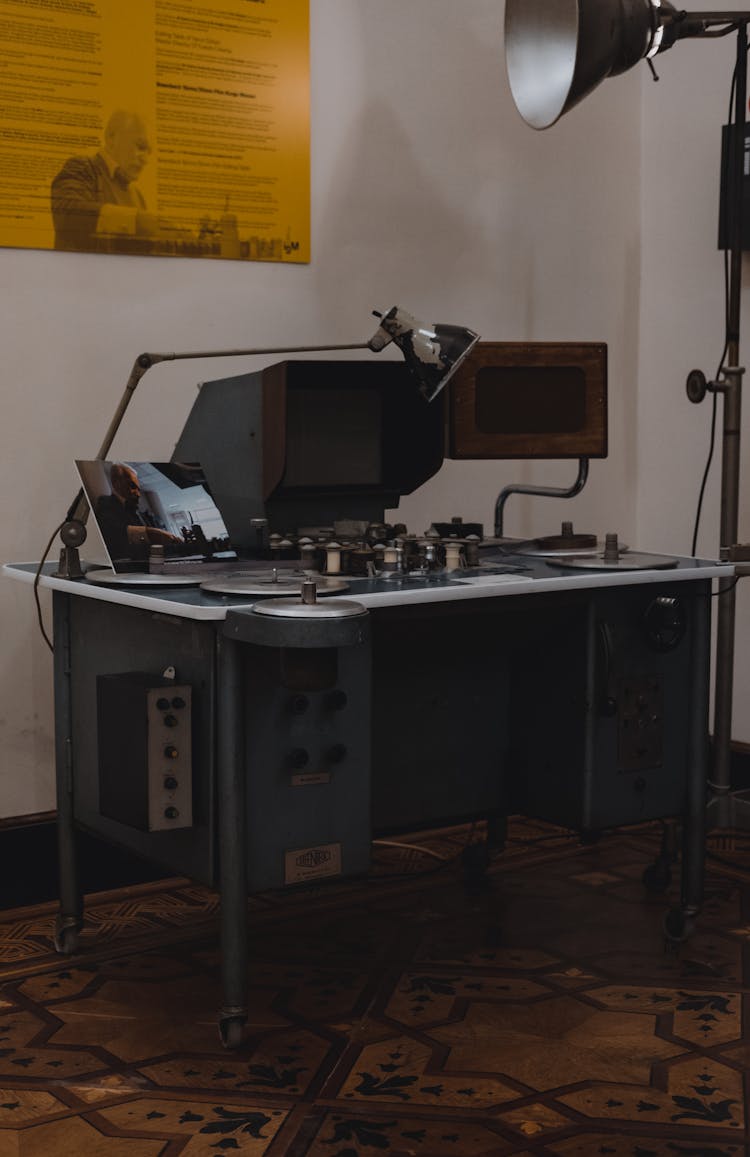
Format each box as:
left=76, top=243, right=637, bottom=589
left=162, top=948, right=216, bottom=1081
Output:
left=0, top=0, right=309, bottom=261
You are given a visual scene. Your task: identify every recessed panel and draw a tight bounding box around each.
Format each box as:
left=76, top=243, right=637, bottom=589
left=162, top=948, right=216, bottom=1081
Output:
left=450, top=342, right=607, bottom=459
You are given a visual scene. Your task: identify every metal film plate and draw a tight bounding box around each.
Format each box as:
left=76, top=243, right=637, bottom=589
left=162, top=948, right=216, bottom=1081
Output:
left=252, top=597, right=366, bottom=619
left=85, top=569, right=204, bottom=587
left=200, top=574, right=349, bottom=597
left=522, top=540, right=630, bottom=559
left=550, top=552, right=678, bottom=571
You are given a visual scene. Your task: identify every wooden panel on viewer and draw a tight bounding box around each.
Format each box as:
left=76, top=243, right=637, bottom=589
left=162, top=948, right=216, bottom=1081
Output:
left=449, top=342, right=607, bottom=459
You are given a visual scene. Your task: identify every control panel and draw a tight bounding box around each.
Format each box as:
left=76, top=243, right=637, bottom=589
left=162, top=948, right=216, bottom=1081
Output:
left=146, top=686, right=193, bottom=830
left=224, top=605, right=372, bottom=893
left=97, top=672, right=193, bottom=832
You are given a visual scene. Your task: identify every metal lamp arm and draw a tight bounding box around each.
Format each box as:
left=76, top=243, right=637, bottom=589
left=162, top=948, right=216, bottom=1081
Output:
left=64, top=342, right=369, bottom=529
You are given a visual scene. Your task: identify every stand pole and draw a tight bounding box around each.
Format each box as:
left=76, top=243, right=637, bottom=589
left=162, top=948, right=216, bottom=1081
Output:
left=710, top=24, right=747, bottom=825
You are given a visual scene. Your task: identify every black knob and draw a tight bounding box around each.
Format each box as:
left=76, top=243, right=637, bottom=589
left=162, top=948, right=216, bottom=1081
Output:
left=164, top=714, right=178, bottom=728
left=288, top=748, right=309, bottom=769
left=171, top=696, right=186, bottom=710
left=156, top=697, right=170, bottom=711
left=289, top=695, right=309, bottom=715
left=643, top=597, right=686, bottom=652
left=326, top=690, right=348, bottom=711
left=164, top=806, right=179, bottom=819
left=326, top=744, right=347, bottom=764
left=164, top=745, right=179, bottom=760
left=164, top=776, right=178, bottom=791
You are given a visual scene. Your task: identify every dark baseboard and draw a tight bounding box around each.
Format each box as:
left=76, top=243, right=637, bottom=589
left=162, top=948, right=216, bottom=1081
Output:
left=0, top=818, right=168, bottom=910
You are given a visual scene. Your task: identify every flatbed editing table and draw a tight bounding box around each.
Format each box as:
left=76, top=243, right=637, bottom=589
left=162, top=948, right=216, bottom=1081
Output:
left=4, top=550, right=732, bottom=1046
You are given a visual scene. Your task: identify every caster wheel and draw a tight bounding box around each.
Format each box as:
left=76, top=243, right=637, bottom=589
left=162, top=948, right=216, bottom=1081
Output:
left=663, top=907, right=696, bottom=947
left=462, top=841, right=491, bottom=881
left=53, top=919, right=80, bottom=955
left=642, top=861, right=672, bottom=894
left=219, top=1016, right=246, bottom=1050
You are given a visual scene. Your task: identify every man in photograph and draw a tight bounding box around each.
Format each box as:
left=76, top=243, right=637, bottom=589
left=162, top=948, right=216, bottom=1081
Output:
left=50, top=110, right=157, bottom=251
left=95, top=463, right=182, bottom=562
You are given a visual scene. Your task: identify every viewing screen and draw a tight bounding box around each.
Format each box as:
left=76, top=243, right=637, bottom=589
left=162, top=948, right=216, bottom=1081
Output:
left=475, top=366, right=587, bottom=434
left=283, top=386, right=382, bottom=487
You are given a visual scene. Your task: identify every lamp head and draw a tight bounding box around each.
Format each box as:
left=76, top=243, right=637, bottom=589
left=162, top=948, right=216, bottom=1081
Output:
left=368, top=306, right=480, bottom=401
left=505, top=0, right=678, bottom=129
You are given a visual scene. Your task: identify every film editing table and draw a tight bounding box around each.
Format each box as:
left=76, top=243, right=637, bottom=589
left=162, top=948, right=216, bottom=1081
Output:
left=4, top=347, right=734, bottom=1045
left=3, top=547, right=731, bottom=1047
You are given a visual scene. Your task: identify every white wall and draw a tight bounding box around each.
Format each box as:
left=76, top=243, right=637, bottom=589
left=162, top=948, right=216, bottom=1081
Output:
left=0, top=0, right=643, bottom=818
left=637, top=6, right=750, bottom=741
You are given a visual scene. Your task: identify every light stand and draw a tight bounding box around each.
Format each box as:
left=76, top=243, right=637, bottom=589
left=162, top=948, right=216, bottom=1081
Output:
left=687, top=23, right=748, bottom=825
left=54, top=306, right=479, bottom=578
left=504, top=0, right=750, bottom=828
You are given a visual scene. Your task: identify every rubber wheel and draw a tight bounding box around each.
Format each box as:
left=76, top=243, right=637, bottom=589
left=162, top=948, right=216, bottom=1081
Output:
left=663, top=907, right=696, bottom=946
left=219, top=1016, right=246, bottom=1050
left=53, top=920, right=80, bottom=955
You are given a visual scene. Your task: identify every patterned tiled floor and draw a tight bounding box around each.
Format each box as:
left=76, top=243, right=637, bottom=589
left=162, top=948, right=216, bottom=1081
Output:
left=1, top=820, right=749, bottom=1155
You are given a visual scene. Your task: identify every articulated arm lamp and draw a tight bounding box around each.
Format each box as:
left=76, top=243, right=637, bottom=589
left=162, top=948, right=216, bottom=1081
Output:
left=55, top=306, right=479, bottom=577
left=504, top=0, right=749, bottom=824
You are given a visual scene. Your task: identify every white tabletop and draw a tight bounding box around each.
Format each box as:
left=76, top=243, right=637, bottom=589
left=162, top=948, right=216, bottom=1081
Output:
left=3, top=556, right=736, bottom=622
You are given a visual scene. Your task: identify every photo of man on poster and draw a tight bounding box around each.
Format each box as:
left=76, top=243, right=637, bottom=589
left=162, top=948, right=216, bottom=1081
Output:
left=50, top=110, right=158, bottom=252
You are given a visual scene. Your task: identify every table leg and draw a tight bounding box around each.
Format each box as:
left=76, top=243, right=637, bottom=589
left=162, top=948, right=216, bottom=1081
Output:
left=52, top=592, right=82, bottom=954
left=666, top=583, right=710, bottom=941
left=216, top=632, right=248, bottom=1048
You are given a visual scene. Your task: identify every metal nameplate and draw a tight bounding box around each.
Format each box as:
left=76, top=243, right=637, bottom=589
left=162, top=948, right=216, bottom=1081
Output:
left=291, top=772, right=331, bottom=786
left=284, top=843, right=342, bottom=884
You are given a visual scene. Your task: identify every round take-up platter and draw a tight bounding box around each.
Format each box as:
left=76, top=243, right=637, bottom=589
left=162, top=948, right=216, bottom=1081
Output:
left=520, top=539, right=629, bottom=559
left=85, top=569, right=204, bottom=587
left=550, top=552, right=678, bottom=571
left=200, top=573, right=349, bottom=596
left=252, top=596, right=366, bottom=618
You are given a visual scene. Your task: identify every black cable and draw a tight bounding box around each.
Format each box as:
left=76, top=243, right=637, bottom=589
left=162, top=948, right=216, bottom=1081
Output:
left=691, top=59, right=738, bottom=556
left=691, top=392, right=719, bottom=557
left=711, top=576, right=741, bottom=597
left=33, top=523, right=65, bottom=653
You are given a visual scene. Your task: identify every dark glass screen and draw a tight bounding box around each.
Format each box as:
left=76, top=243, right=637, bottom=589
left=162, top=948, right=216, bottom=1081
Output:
left=283, top=386, right=382, bottom=487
